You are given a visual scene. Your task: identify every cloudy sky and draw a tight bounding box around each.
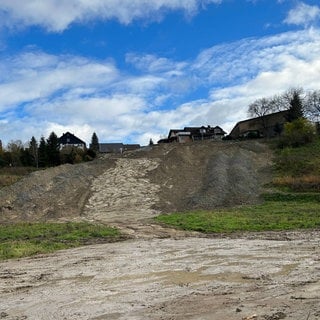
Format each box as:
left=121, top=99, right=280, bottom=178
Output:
left=0, top=0, right=320, bottom=146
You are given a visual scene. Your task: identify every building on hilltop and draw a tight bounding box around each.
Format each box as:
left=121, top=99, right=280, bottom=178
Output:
left=158, top=125, right=226, bottom=143
left=97, top=143, right=140, bottom=153
left=58, top=132, right=86, bottom=150
left=229, top=110, right=289, bottom=139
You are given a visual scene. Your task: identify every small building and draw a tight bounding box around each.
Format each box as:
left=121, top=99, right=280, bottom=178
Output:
left=98, top=143, right=140, bottom=153
left=167, top=129, right=193, bottom=143
left=159, top=125, right=226, bottom=143
left=58, top=132, right=86, bottom=150
left=229, top=110, right=289, bottom=139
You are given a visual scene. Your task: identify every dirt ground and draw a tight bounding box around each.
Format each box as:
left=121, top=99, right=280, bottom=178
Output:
left=0, top=140, right=319, bottom=319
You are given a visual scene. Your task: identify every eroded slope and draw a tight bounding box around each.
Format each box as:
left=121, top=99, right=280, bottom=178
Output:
left=0, top=140, right=272, bottom=227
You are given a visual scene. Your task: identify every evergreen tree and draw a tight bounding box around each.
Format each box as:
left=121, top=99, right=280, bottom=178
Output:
left=20, top=148, right=33, bottom=166
left=29, top=136, right=39, bottom=168
left=286, top=90, right=304, bottom=122
left=38, top=136, right=48, bottom=167
left=46, top=132, right=60, bottom=167
left=90, top=132, right=99, bottom=153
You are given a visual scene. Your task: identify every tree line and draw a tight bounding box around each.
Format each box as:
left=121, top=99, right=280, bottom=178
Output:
left=248, top=88, right=320, bottom=121
left=248, top=88, right=320, bottom=147
left=0, top=132, right=99, bottom=168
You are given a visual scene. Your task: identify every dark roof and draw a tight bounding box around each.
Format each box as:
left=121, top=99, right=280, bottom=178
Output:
left=59, top=132, right=86, bottom=146
left=99, top=143, right=124, bottom=153
left=98, top=143, right=140, bottom=153
left=123, top=144, right=140, bottom=151
left=232, top=110, right=289, bottom=127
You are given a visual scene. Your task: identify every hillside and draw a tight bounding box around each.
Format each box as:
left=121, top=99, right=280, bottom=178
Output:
left=1, top=140, right=319, bottom=320
left=0, top=140, right=273, bottom=230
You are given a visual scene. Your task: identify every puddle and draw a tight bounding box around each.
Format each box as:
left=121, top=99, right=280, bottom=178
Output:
left=273, top=263, right=299, bottom=277
left=108, top=268, right=251, bottom=287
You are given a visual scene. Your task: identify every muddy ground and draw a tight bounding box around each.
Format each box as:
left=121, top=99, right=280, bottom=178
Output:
left=0, top=140, right=319, bottom=319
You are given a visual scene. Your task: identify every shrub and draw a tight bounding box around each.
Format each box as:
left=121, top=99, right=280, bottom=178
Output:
left=279, top=118, right=316, bottom=148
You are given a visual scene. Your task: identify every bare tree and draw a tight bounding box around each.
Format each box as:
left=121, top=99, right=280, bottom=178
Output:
left=269, top=94, right=288, bottom=112
left=248, top=97, right=273, bottom=118
left=248, top=97, right=279, bottom=136
left=6, top=140, right=24, bottom=166
left=305, top=90, right=320, bottom=121
left=248, top=87, right=306, bottom=120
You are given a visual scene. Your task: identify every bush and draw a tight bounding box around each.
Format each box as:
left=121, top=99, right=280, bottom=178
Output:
left=60, top=147, right=98, bottom=164
left=278, top=118, right=316, bottom=148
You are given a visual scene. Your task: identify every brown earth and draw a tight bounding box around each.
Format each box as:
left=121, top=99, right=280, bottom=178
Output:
left=0, top=140, right=272, bottom=229
left=0, top=140, right=319, bottom=320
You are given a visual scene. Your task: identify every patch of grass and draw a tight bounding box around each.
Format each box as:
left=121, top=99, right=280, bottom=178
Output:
left=262, top=192, right=320, bottom=202
left=273, top=137, right=320, bottom=191
left=155, top=194, right=320, bottom=233
left=0, top=167, right=37, bottom=188
left=0, top=222, right=121, bottom=260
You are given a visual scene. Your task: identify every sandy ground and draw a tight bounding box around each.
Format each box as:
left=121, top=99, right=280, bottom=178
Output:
left=0, top=233, right=319, bottom=320
left=0, top=141, right=319, bottom=319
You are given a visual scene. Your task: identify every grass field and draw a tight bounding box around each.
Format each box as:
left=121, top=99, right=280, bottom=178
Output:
left=0, top=222, right=121, bottom=260
left=155, top=192, right=320, bottom=233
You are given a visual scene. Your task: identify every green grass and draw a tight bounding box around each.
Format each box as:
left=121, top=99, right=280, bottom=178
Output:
left=271, top=137, right=320, bottom=191
left=155, top=193, right=320, bottom=233
left=0, top=222, right=121, bottom=260
left=274, top=137, right=320, bottom=178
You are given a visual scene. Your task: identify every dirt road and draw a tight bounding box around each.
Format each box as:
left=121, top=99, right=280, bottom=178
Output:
left=0, top=141, right=319, bottom=319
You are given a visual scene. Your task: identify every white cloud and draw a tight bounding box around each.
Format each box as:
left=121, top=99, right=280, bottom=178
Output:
left=193, top=29, right=320, bottom=89
left=284, top=2, right=320, bottom=27
left=126, top=53, right=187, bottom=74
left=26, top=95, right=146, bottom=123
left=0, top=52, right=119, bottom=112
left=1, top=29, right=320, bottom=146
left=0, top=0, right=222, bottom=32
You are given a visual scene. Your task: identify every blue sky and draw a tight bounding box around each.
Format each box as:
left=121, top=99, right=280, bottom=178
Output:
left=0, top=0, right=320, bottom=146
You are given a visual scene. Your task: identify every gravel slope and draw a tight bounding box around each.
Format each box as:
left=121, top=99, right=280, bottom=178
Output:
left=0, top=140, right=272, bottom=229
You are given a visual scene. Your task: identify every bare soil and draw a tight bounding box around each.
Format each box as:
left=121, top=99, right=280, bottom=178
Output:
left=0, top=140, right=319, bottom=319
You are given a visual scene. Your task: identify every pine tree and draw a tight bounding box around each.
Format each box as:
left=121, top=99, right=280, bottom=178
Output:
left=46, top=132, right=60, bottom=166
left=285, top=89, right=304, bottom=122
left=90, top=132, right=99, bottom=153
left=29, top=136, right=39, bottom=168
left=38, top=136, right=48, bottom=167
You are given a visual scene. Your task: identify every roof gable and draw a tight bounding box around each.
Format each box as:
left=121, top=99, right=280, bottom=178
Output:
left=59, top=132, right=86, bottom=145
